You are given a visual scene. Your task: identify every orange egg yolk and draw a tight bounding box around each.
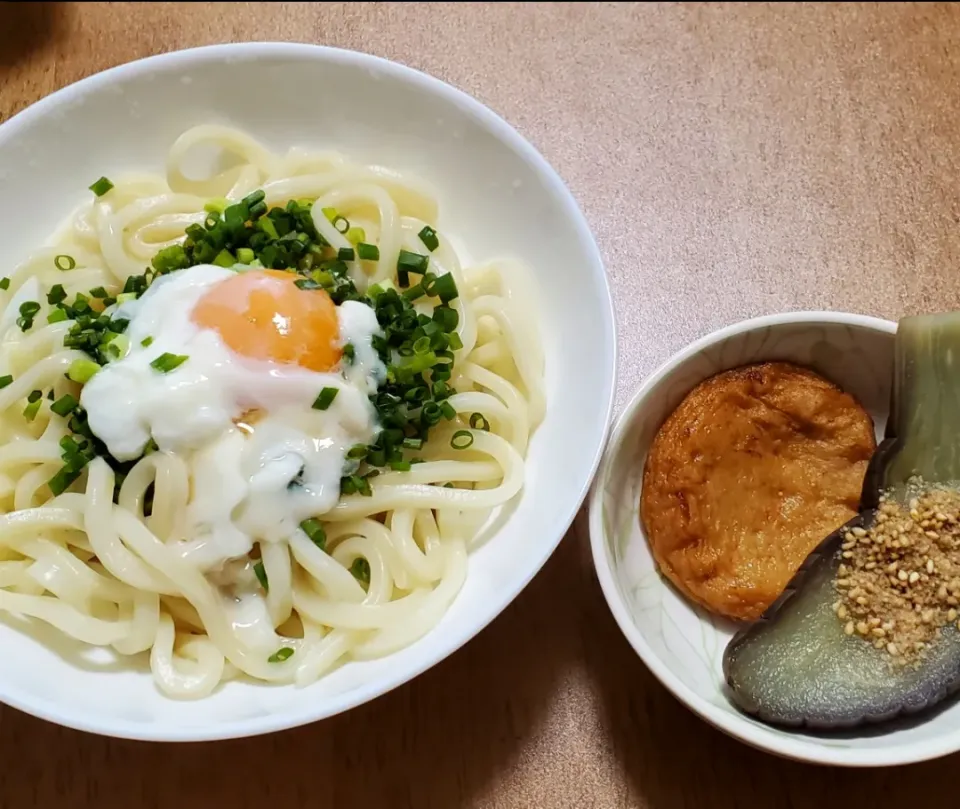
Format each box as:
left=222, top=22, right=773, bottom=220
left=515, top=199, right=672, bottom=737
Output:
left=191, top=270, right=342, bottom=371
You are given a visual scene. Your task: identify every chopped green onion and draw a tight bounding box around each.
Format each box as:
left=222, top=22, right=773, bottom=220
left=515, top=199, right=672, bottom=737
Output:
left=402, top=436, right=423, bottom=451
left=141, top=336, right=154, bottom=348
left=152, top=244, right=189, bottom=273
left=432, top=305, right=459, bottom=332
left=150, top=353, right=188, bottom=373
left=257, top=217, right=280, bottom=240
left=67, top=359, right=100, bottom=384
left=338, top=247, right=355, bottom=262
left=402, top=283, right=426, bottom=302
left=23, top=398, right=41, bottom=421
left=48, top=467, right=82, bottom=496
left=389, top=459, right=412, bottom=472
left=204, top=197, right=229, bottom=214
left=254, top=561, right=268, bottom=591
left=418, top=225, right=439, bottom=252
left=102, top=333, right=129, bottom=361
left=89, top=286, right=109, bottom=299
left=300, top=518, right=326, bottom=550
left=0, top=278, right=9, bottom=291
left=397, top=249, right=429, bottom=275
left=430, top=273, right=459, bottom=303
left=48, top=466, right=84, bottom=496
left=115, top=292, right=137, bottom=305
left=16, top=301, right=40, bottom=331
left=312, top=387, right=339, bottom=410
left=346, top=226, right=366, bottom=245
left=342, top=343, right=355, bottom=364
left=470, top=413, right=490, bottom=431
left=47, top=284, right=67, bottom=305
left=267, top=647, right=294, bottom=663
left=47, top=308, right=68, bottom=324
left=346, top=444, right=368, bottom=460
left=357, top=243, right=380, bottom=261
left=321, top=207, right=338, bottom=223
left=332, top=216, right=349, bottom=234
left=50, top=394, right=79, bottom=417
left=451, top=430, right=474, bottom=449
left=350, top=558, right=371, bottom=586
left=236, top=247, right=255, bottom=264
left=54, top=254, right=77, bottom=271
left=88, top=177, right=114, bottom=197
left=0, top=375, right=12, bottom=390
left=212, top=248, right=236, bottom=268
left=27, top=389, right=42, bottom=403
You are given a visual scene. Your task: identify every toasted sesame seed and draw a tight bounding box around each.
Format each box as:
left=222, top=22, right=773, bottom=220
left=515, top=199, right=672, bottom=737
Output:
left=928, top=559, right=936, bottom=574
left=887, top=642, right=899, bottom=656
left=844, top=621, right=855, bottom=635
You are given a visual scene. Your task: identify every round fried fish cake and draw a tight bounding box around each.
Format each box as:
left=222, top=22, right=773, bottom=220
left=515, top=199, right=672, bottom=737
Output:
left=641, top=362, right=876, bottom=621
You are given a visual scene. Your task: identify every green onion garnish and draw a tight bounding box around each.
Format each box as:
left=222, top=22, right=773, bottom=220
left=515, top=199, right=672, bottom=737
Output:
left=313, top=387, right=339, bottom=410
left=0, top=278, right=9, bottom=291
left=16, top=301, right=40, bottom=331
left=236, top=247, right=255, bottom=264
left=141, top=336, right=153, bottom=348
left=47, top=466, right=83, bottom=496
left=89, top=286, right=108, bottom=299
left=23, top=397, right=41, bottom=421
left=212, top=248, right=236, bottom=268
left=300, top=518, right=326, bottom=550
left=356, top=243, right=380, bottom=261
left=345, top=226, right=366, bottom=245
left=27, top=389, right=42, bottom=403
left=47, top=308, right=68, bottom=324
left=451, top=430, right=474, bottom=449
left=254, top=560, right=268, bottom=591
left=350, top=558, right=371, bottom=586
left=67, top=359, right=100, bottom=384
left=0, top=375, right=12, bottom=389
left=88, top=177, right=114, bottom=197
left=470, top=413, right=490, bottom=431
left=332, top=216, right=350, bottom=234
left=342, top=344, right=355, bottom=364
left=418, top=226, right=439, bottom=252
left=54, top=254, right=77, bottom=271
left=267, top=647, right=294, bottom=663
left=346, top=444, right=368, bottom=460
left=152, top=244, right=189, bottom=273
left=50, top=394, right=79, bottom=417
left=389, top=460, right=412, bottom=472
left=397, top=249, right=429, bottom=275
left=204, top=197, right=229, bottom=214
left=337, top=247, right=355, bottom=262
left=47, top=284, right=67, bottom=305
left=430, top=273, right=459, bottom=303
left=150, top=353, right=188, bottom=373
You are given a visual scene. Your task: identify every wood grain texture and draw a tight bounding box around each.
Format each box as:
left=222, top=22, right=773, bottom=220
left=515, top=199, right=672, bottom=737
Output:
left=2, top=2, right=960, bottom=806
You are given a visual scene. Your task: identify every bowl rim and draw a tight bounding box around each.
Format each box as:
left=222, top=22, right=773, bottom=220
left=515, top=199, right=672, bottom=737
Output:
left=0, top=42, right=618, bottom=741
left=583, top=310, right=960, bottom=768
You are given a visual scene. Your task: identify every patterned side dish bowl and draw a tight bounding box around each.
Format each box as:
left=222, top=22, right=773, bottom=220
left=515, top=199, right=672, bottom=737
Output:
left=583, top=311, right=960, bottom=766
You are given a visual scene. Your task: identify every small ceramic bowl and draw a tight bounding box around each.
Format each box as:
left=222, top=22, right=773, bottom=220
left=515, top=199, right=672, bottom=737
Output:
left=585, top=312, right=960, bottom=766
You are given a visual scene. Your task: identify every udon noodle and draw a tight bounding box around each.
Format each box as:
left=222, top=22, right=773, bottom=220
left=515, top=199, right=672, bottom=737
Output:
left=0, top=125, right=544, bottom=697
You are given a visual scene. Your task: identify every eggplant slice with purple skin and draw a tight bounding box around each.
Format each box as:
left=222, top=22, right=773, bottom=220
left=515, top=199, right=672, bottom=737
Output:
left=723, top=312, right=960, bottom=729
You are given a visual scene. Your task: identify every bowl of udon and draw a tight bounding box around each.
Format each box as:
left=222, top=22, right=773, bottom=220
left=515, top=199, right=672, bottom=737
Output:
left=0, top=43, right=615, bottom=740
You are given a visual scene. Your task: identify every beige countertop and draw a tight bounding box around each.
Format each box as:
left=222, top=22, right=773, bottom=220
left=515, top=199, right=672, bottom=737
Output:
left=2, top=2, right=960, bottom=807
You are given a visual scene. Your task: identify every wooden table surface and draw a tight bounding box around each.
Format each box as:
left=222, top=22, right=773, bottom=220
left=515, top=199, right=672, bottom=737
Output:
left=3, top=2, right=960, bottom=807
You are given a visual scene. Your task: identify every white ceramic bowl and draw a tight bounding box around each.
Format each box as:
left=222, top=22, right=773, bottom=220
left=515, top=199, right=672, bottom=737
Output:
left=585, top=312, right=960, bottom=767
left=0, top=43, right=616, bottom=740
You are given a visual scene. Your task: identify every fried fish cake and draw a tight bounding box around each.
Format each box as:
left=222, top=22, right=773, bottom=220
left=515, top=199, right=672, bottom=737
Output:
left=641, top=362, right=876, bottom=621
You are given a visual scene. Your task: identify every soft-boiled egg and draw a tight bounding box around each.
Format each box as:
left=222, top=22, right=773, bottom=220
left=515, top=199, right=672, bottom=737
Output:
left=80, top=264, right=385, bottom=564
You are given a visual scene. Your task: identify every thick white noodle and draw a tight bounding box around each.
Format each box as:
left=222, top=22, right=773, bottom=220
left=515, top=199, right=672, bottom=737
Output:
left=0, top=126, right=544, bottom=697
